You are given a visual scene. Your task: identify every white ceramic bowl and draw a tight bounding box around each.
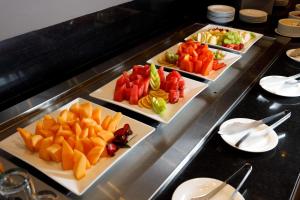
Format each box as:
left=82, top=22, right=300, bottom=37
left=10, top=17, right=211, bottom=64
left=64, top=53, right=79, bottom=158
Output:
left=207, top=5, right=235, bottom=17
left=277, top=18, right=300, bottom=36
left=289, top=11, right=300, bottom=20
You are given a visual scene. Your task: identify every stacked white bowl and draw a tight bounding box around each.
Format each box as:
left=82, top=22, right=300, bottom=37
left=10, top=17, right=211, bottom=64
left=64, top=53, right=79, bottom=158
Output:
left=207, top=5, right=235, bottom=24
left=239, top=9, right=268, bottom=23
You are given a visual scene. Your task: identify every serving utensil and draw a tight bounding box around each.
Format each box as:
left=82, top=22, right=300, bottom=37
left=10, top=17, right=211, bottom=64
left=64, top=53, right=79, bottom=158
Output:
left=235, top=111, right=291, bottom=148
left=190, top=163, right=252, bottom=200
left=262, top=73, right=300, bottom=87
left=218, top=110, right=289, bottom=135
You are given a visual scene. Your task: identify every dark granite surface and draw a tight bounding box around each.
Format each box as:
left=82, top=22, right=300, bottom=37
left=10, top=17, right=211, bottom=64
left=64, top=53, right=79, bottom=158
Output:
left=154, top=44, right=300, bottom=200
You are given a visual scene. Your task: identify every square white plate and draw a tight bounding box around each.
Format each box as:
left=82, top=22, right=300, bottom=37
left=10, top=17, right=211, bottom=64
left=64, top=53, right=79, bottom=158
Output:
left=147, top=43, right=241, bottom=81
left=90, top=71, right=208, bottom=124
left=185, top=24, right=264, bottom=54
left=0, top=98, right=155, bottom=196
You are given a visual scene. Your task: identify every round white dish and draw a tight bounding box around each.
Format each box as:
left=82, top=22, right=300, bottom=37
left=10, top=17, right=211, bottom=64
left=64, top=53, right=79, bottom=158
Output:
left=207, top=5, right=235, bottom=17
left=239, top=9, right=267, bottom=23
left=240, top=15, right=267, bottom=23
left=172, top=178, right=244, bottom=200
left=275, top=28, right=300, bottom=38
left=289, top=11, right=300, bottom=20
left=220, top=118, right=278, bottom=153
left=286, top=49, right=300, bottom=62
left=277, top=18, right=300, bottom=36
left=260, top=75, right=300, bottom=97
left=239, top=9, right=267, bottom=18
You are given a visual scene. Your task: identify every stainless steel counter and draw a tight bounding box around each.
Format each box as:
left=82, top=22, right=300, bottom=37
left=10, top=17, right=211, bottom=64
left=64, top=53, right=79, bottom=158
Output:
left=0, top=24, right=290, bottom=199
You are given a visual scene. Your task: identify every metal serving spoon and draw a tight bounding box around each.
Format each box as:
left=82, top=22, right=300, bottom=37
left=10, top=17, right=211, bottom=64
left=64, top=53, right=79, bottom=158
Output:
left=190, top=163, right=252, bottom=200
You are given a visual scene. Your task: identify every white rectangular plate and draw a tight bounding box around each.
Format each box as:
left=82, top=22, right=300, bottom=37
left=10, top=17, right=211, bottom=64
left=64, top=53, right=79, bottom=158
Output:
left=0, top=98, right=155, bottom=196
left=185, top=24, right=264, bottom=54
left=147, top=43, right=241, bottom=81
left=90, top=71, right=208, bottom=124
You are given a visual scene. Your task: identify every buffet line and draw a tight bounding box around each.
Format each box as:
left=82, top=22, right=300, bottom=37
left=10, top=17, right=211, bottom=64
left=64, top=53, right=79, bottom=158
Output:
left=0, top=23, right=292, bottom=199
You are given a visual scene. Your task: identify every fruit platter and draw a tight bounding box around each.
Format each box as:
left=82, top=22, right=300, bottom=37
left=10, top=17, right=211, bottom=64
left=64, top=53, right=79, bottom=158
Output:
left=90, top=64, right=208, bottom=123
left=0, top=98, right=155, bottom=195
left=147, top=41, right=241, bottom=81
left=185, top=24, right=263, bottom=54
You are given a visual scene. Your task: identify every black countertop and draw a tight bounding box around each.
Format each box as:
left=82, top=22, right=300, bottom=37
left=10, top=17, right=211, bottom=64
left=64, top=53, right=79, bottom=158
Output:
left=155, top=44, right=300, bottom=200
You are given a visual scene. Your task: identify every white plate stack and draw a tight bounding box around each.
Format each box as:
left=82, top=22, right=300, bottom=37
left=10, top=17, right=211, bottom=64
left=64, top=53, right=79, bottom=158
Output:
left=274, top=0, right=289, bottom=7
left=239, top=9, right=268, bottom=23
left=207, top=5, right=235, bottom=24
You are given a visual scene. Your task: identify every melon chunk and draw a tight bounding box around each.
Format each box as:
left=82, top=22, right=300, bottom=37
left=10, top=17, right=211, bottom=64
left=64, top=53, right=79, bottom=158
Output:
left=17, top=128, right=34, bottom=152
left=31, top=134, right=44, bottom=151
left=92, top=107, right=102, bottom=125
left=107, top=112, right=122, bottom=132
left=73, top=150, right=87, bottom=180
left=101, top=115, right=112, bottom=130
left=98, top=130, right=114, bottom=142
left=61, top=140, right=74, bottom=170
left=38, top=137, right=54, bottom=161
left=47, top=144, right=62, bottom=162
left=87, top=145, right=105, bottom=165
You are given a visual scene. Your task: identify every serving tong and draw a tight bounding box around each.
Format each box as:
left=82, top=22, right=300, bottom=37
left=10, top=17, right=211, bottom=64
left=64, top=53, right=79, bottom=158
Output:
left=190, top=163, right=252, bottom=200
left=234, top=110, right=291, bottom=148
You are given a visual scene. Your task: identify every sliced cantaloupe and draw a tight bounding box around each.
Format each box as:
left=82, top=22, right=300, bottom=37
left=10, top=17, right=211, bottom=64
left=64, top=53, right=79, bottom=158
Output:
left=81, top=118, right=97, bottom=128
left=74, top=122, right=81, bottom=138
left=107, top=112, right=122, bottom=132
left=79, top=102, right=93, bottom=119
left=101, top=115, right=112, bottom=130
left=38, top=129, right=54, bottom=138
left=31, top=134, right=44, bottom=152
left=73, top=150, right=87, bottom=180
left=90, top=137, right=106, bottom=147
left=54, top=135, right=64, bottom=145
left=67, top=136, right=76, bottom=149
left=56, top=126, right=73, bottom=137
left=74, top=139, right=84, bottom=153
left=88, top=127, right=96, bottom=137
left=47, top=144, right=62, bottom=162
left=92, top=107, right=102, bottom=125
left=38, top=137, right=54, bottom=161
left=49, top=124, right=60, bottom=133
left=97, top=129, right=114, bottom=142
left=81, top=127, right=89, bottom=138
left=87, top=145, right=105, bottom=165
left=70, top=102, right=80, bottom=116
left=35, top=121, right=44, bottom=135
left=93, top=124, right=102, bottom=133
left=17, top=128, right=34, bottom=152
left=81, top=138, right=94, bottom=155
left=62, top=140, right=74, bottom=170
left=43, top=115, right=56, bottom=130
left=73, top=149, right=90, bottom=168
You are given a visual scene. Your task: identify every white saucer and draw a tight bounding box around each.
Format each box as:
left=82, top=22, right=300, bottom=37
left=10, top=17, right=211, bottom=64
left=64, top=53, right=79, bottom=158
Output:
left=172, top=178, right=244, bottom=200
left=220, top=118, right=278, bottom=153
left=260, top=75, right=300, bottom=97
left=286, top=49, right=300, bottom=62
left=275, top=28, right=300, bottom=38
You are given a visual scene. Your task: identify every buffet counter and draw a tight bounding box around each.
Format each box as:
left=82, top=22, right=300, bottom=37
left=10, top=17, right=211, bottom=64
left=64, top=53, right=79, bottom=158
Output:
left=0, top=23, right=293, bottom=200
